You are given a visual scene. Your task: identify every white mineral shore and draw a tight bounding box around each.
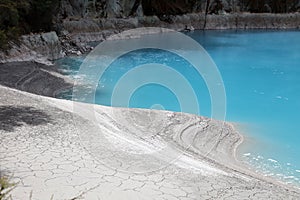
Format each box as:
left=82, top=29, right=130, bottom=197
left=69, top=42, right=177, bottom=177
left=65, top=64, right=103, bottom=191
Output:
left=1, top=63, right=300, bottom=199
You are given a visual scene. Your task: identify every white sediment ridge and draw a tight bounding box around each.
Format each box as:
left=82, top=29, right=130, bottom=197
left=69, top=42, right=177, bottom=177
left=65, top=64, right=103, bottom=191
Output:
left=1, top=61, right=300, bottom=199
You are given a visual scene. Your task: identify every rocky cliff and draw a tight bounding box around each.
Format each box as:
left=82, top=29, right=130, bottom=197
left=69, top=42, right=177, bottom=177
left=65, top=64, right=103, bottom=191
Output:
left=57, top=0, right=300, bottom=19
left=61, top=13, right=300, bottom=43
left=0, top=32, right=63, bottom=64
left=56, top=0, right=300, bottom=45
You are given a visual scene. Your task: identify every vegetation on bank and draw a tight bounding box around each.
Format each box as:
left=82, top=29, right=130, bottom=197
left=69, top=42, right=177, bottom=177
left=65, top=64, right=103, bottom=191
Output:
left=0, top=175, right=15, bottom=200
left=0, top=0, right=59, bottom=49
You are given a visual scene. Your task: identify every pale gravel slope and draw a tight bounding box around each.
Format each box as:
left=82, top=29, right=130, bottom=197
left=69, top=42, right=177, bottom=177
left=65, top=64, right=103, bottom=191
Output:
left=1, top=85, right=300, bottom=200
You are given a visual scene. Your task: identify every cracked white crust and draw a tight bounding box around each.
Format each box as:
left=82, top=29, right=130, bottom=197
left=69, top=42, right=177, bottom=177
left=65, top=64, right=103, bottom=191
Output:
left=1, top=85, right=300, bottom=200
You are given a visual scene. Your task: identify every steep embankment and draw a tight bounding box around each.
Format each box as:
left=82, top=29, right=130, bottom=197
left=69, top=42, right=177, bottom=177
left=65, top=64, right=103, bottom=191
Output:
left=61, top=13, right=300, bottom=44
left=1, top=12, right=300, bottom=64
left=2, top=0, right=300, bottom=63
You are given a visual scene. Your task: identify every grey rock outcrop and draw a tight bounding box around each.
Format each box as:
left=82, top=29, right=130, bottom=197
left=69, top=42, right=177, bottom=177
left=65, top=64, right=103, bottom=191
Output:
left=0, top=32, right=63, bottom=64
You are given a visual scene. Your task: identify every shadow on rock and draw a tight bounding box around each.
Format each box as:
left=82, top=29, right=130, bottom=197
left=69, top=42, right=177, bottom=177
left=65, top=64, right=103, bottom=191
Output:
left=0, top=106, right=52, bottom=132
left=0, top=61, right=73, bottom=97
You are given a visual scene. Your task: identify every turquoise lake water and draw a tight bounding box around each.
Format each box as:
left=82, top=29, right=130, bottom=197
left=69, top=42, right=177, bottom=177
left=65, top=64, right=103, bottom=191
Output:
left=56, top=30, right=300, bottom=185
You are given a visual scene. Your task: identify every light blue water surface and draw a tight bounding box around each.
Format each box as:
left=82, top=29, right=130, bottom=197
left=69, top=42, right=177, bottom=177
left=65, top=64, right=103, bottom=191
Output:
left=56, top=30, right=300, bottom=185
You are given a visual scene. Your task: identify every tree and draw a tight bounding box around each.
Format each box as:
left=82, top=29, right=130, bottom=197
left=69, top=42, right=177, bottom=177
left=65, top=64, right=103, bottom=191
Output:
left=0, top=0, right=59, bottom=49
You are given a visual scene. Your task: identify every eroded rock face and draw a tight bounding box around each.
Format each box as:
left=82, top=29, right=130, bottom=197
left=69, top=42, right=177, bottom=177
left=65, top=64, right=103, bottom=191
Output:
left=0, top=32, right=63, bottom=64
left=59, top=0, right=142, bottom=18
left=58, top=0, right=200, bottom=19
left=57, top=0, right=300, bottom=20
left=59, top=0, right=89, bottom=18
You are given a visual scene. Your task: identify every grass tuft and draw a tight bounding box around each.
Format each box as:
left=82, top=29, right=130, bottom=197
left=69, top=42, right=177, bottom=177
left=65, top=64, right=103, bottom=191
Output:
left=0, top=175, right=16, bottom=200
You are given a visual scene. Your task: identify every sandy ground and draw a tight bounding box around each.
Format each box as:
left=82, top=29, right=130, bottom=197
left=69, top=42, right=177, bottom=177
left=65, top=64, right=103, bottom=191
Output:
left=1, top=62, right=300, bottom=199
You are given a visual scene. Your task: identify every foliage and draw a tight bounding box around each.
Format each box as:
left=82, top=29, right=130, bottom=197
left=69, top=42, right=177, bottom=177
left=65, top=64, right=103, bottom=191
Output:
left=0, top=30, right=8, bottom=49
left=25, top=0, right=59, bottom=32
left=0, top=175, right=15, bottom=200
left=244, top=0, right=300, bottom=13
left=0, top=0, right=59, bottom=49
